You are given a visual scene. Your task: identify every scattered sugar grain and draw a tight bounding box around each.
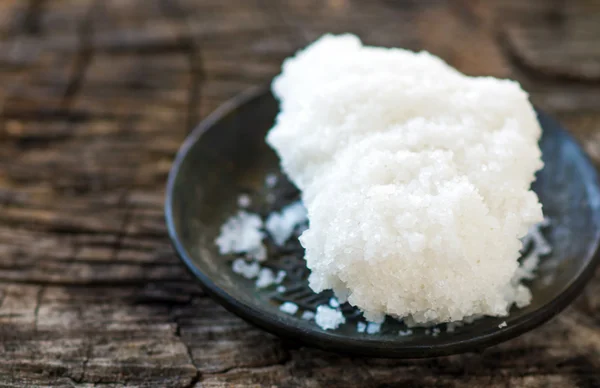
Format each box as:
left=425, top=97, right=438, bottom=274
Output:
left=329, top=297, right=340, bottom=308
left=276, top=285, right=286, bottom=293
left=266, top=201, right=308, bottom=246
left=498, top=321, right=507, bottom=328
left=237, top=194, right=252, bottom=208
left=280, top=302, right=299, bottom=315
left=255, top=268, right=276, bottom=288
left=301, top=310, right=316, bottom=320
left=357, top=322, right=367, bottom=333
left=247, top=242, right=267, bottom=262
left=398, top=329, right=413, bottom=336
left=446, top=322, right=460, bottom=333
left=231, top=259, right=260, bottom=279
left=265, top=174, right=278, bottom=188
left=275, top=270, right=286, bottom=284
left=215, top=211, right=264, bottom=256
left=542, top=274, right=555, bottom=286
left=366, top=322, right=381, bottom=334
left=315, top=305, right=346, bottom=330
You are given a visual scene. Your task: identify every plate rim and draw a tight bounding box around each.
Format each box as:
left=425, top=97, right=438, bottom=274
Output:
left=165, top=86, right=600, bottom=358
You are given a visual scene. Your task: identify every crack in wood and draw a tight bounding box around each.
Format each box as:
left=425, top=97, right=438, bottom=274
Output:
left=498, top=29, right=600, bottom=84
left=496, top=4, right=600, bottom=83
left=76, top=340, right=93, bottom=384
left=453, top=0, right=481, bottom=27
left=32, top=286, right=43, bottom=331
left=543, top=0, right=568, bottom=25
left=158, top=0, right=205, bottom=134
left=259, top=0, right=309, bottom=48
left=60, top=0, right=101, bottom=112
left=0, top=277, right=190, bottom=287
left=199, top=357, right=293, bottom=378
left=21, top=0, right=45, bottom=36
left=186, top=48, right=205, bottom=134
left=174, top=318, right=202, bottom=388
left=110, top=190, right=134, bottom=263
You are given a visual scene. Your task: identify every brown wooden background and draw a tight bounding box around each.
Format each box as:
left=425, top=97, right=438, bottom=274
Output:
left=0, top=0, right=599, bottom=387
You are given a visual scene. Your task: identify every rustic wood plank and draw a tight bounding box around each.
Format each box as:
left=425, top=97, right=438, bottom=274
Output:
left=0, top=0, right=598, bottom=386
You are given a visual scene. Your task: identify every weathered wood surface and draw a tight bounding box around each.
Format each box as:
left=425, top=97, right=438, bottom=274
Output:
left=0, top=0, right=598, bottom=387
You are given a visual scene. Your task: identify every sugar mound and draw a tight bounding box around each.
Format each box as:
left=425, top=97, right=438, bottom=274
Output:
left=267, top=34, right=544, bottom=325
left=315, top=305, right=346, bottom=330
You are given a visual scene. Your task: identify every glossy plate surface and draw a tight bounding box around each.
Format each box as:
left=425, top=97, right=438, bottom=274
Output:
left=165, top=87, right=600, bottom=358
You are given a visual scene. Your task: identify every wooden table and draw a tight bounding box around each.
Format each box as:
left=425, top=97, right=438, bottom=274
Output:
left=0, top=1, right=598, bottom=386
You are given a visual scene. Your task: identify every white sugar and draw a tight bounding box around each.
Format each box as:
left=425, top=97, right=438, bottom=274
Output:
left=329, top=297, right=340, bottom=308
left=301, top=310, right=315, bottom=320
left=446, top=322, right=461, bottom=333
left=231, top=259, right=260, bottom=279
left=276, top=285, right=286, bottom=293
left=366, top=322, right=381, bottom=334
left=255, top=268, right=276, bottom=288
left=266, top=201, right=308, bottom=246
left=357, top=322, right=367, bottom=333
left=265, top=174, right=278, bottom=188
left=275, top=270, right=286, bottom=284
left=247, top=242, right=267, bottom=262
left=279, top=302, right=299, bottom=315
left=398, top=329, right=413, bottom=336
left=513, top=218, right=552, bottom=283
left=528, top=218, right=552, bottom=255
left=315, top=305, right=346, bottom=330
left=498, top=321, right=507, bottom=328
left=267, top=33, right=544, bottom=325
left=237, top=194, right=251, bottom=208
left=215, top=211, right=264, bottom=257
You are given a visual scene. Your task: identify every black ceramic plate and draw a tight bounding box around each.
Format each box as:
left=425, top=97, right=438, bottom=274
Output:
left=165, top=86, right=600, bottom=358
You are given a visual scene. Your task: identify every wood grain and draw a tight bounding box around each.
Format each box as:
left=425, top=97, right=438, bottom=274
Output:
left=0, top=0, right=598, bottom=386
